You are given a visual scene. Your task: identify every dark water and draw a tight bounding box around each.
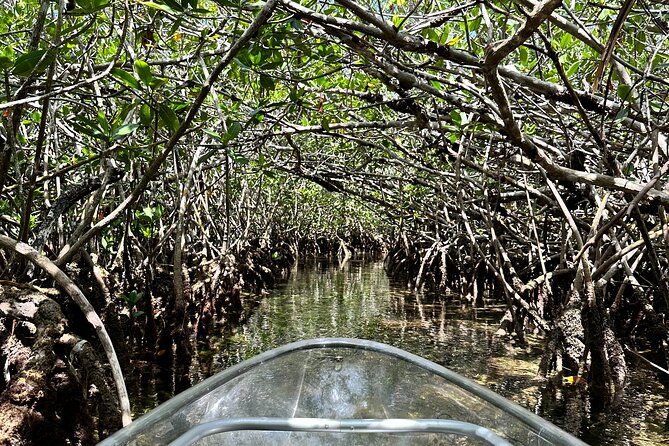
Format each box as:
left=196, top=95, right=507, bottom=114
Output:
left=137, top=258, right=669, bottom=445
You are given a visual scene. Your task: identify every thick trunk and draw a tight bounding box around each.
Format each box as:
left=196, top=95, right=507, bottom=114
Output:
left=582, top=282, right=610, bottom=411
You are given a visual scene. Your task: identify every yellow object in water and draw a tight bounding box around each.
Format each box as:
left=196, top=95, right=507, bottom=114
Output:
left=562, top=375, right=586, bottom=386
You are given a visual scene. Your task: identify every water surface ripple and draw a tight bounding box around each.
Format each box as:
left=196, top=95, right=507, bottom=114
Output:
left=201, top=258, right=669, bottom=445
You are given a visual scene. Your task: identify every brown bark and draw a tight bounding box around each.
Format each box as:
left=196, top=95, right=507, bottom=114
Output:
left=0, top=286, right=119, bottom=445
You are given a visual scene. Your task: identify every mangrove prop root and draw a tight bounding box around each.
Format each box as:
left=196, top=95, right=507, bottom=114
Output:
left=0, top=235, right=132, bottom=426
left=0, top=286, right=114, bottom=443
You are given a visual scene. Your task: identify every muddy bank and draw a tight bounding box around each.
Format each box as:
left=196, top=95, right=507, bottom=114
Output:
left=0, top=284, right=119, bottom=445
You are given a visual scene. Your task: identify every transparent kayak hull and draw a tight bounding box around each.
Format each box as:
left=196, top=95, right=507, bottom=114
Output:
left=99, top=338, right=588, bottom=445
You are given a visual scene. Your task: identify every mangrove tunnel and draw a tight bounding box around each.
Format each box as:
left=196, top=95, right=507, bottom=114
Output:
left=0, top=0, right=669, bottom=443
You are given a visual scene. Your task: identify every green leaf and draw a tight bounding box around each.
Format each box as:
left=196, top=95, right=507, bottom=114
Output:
left=134, top=60, right=153, bottom=87
left=248, top=48, right=263, bottom=65
left=623, top=163, right=634, bottom=177
left=71, top=121, right=107, bottom=141
left=450, top=110, right=463, bottom=126
left=259, top=74, right=275, bottom=91
left=204, top=128, right=224, bottom=142
left=0, top=47, right=15, bottom=70
left=148, top=77, right=168, bottom=89
left=289, top=17, right=303, bottom=31
left=158, top=103, right=180, bottom=133
left=112, top=123, right=140, bottom=140
left=252, top=112, right=264, bottom=124
left=242, top=0, right=264, bottom=11
left=140, top=1, right=180, bottom=13
left=197, top=149, right=217, bottom=165
left=75, top=0, right=110, bottom=12
left=420, top=28, right=439, bottom=42
left=469, top=16, right=482, bottom=33
left=614, top=107, right=629, bottom=121
left=289, top=88, right=304, bottom=103
left=519, top=46, right=528, bottom=66
left=230, top=150, right=249, bottom=165
left=122, top=290, right=144, bottom=307
left=161, top=0, right=185, bottom=11
left=321, top=117, right=331, bottom=131
left=71, top=114, right=108, bottom=141
left=566, top=61, right=579, bottom=77
left=139, top=103, right=153, bottom=126
left=111, top=67, right=140, bottom=89
left=13, top=50, right=53, bottom=77
left=97, top=111, right=111, bottom=137
left=142, top=206, right=154, bottom=219
left=168, top=17, right=183, bottom=37
left=211, top=0, right=237, bottom=7
left=227, top=121, right=242, bottom=139
left=391, top=14, right=402, bottom=29
left=616, top=84, right=633, bottom=102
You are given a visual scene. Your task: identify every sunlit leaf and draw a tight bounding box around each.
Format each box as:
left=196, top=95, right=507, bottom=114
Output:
left=142, top=206, right=154, bottom=219
left=0, top=46, right=14, bottom=70
left=248, top=48, right=263, bottom=65
left=391, top=14, right=402, bottom=29
left=566, top=62, right=579, bottom=77
left=112, top=123, right=140, bottom=140
left=519, top=46, right=528, bottom=66
left=134, top=60, right=153, bottom=87
left=140, top=0, right=181, bottom=13
left=139, top=103, right=153, bottom=126
left=111, top=67, right=140, bottom=89
left=450, top=110, right=463, bottom=126
left=148, top=77, right=168, bottom=89
left=445, top=35, right=461, bottom=46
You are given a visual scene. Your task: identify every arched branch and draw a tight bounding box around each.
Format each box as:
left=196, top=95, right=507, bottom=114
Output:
left=0, top=235, right=132, bottom=426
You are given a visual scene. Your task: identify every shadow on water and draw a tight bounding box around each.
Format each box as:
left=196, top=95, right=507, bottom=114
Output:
left=135, top=257, right=669, bottom=445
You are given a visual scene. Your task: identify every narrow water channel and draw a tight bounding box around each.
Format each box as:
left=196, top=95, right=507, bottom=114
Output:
left=140, top=258, right=669, bottom=445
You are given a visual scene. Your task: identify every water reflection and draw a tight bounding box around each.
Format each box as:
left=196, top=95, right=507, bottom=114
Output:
left=199, top=258, right=668, bottom=445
